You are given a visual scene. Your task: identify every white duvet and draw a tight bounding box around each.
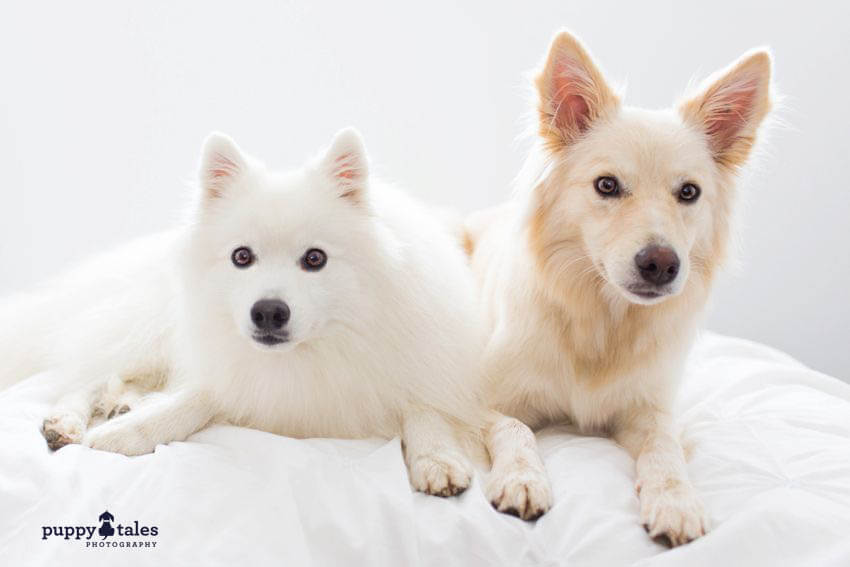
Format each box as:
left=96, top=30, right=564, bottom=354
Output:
left=1, top=332, right=849, bottom=566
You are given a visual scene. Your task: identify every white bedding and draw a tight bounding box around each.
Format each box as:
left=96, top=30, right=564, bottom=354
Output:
left=1, top=332, right=849, bottom=566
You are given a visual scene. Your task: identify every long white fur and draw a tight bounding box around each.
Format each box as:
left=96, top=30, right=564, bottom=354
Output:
left=2, top=128, right=484, bottom=497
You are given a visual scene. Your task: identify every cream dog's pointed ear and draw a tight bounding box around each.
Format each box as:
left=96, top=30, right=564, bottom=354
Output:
left=318, top=127, right=370, bottom=203
left=535, top=30, right=620, bottom=151
left=679, top=49, right=773, bottom=169
left=199, top=132, right=247, bottom=199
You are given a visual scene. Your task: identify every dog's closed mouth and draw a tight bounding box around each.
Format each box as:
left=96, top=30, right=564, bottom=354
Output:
left=252, top=333, right=289, bottom=346
left=633, top=290, right=662, bottom=298
left=627, top=287, right=668, bottom=300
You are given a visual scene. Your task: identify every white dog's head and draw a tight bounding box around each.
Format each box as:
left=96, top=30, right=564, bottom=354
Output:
left=529, top=31, right=773, bottom=305
left=184, top=128, right=381, bottom=351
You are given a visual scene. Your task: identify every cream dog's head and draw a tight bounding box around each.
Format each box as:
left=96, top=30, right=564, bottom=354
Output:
left=529, top=31, right=773, bottom=305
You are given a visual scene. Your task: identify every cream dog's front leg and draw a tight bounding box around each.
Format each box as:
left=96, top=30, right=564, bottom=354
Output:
left=483, top=414, right=552, bottom=520
left=615, top=406, right=709, bottom=546
left=401, top=406, right=473, bottom=497
left=83, top=388, right=215, bottom=456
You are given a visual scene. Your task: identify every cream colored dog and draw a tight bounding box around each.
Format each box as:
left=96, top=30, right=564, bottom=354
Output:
left=468, top=30, right=773, bottom=545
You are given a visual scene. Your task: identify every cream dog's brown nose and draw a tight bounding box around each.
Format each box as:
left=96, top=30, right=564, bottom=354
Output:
left=635, top=245, right=679, bottom=285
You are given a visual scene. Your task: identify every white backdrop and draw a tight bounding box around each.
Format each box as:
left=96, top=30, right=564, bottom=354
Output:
left=1, top=1, right=848, bottom=378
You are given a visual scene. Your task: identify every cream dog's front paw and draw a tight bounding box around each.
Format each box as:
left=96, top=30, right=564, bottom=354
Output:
left=407, top=450, right=472, bottom=497
left=638, top=479, right=709, bottom=546
left=486, top=461, right=552, bottom=520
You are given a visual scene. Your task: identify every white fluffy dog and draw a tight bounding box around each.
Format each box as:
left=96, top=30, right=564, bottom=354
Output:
left=0, top=128, right=482, bottom=497
left=468, top=30, right=773, bottom=544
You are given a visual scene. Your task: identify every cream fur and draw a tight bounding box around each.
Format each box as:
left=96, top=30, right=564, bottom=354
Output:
left=469, top=30, right=773, bottom=545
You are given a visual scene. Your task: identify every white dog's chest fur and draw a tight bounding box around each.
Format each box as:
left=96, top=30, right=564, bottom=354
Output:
left=199, top=337, right=405, bottom=439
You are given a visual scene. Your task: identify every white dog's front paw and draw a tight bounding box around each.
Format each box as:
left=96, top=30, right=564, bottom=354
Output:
left=408, top=451, right=472, bottom=497
left=638, top=480, right=709, bottom=546
left=42, top=412, right=87, bottom=451
left=83, top=420, right=156, bottom=456
left=486, top=462, right=552, bottom=520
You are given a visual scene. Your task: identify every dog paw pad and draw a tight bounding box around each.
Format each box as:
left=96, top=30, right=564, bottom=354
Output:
left=107, top=404, right=131, bottom=420
left=42, top=414, right=85, bottom=451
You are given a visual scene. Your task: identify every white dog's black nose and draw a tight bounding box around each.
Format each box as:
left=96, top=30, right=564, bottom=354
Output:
left=251, top=299, right=290, bottom=331
left=635, top=245, right=680, bottom=285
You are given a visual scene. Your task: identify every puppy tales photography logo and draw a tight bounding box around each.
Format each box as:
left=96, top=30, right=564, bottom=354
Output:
left=41, top=509, right=159, bottom=548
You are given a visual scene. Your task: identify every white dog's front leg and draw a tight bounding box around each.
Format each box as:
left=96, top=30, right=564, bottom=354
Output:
left=615, top=407, right=709, bottom=546
left=83, top=388, right=215, bottom=456
left=401, top=406, right=472, bottom=497
left=484, top=414, right=552, bottom=520
left=42, top=383, right=102, bottom=450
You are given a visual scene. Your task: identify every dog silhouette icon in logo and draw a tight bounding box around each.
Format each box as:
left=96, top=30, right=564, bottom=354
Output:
left=98, top=510, right=115, bottom=539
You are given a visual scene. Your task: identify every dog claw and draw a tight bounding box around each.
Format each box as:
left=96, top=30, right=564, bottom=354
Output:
left=408, top=452, right=473, bottom=498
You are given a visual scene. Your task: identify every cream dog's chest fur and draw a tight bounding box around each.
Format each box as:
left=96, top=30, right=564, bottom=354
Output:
left=474, top=211, right=697, bottom=433
left=484, top=289, right=688, bottom=433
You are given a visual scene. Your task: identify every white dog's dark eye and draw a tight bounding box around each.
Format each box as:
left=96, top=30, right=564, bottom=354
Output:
left=678, top=183, right=701, bottom=203
left=231, top=246, right=255, bottom=268
left=595, top=176, right=621, bottom=197
left=301, top=248, right=327, bottom=271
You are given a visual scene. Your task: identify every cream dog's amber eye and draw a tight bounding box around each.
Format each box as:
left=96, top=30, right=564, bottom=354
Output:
left=231, top=246, right=255, bottom=268
left=301, top=248, right=327, bottom=271
left=678, top=183, right=701, bottom=203
left=595, top=176, right=620, bottom=197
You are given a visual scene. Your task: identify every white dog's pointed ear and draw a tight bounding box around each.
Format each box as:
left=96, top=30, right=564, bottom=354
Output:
left=679, top=49, right=773, bottom=168
left=319, top=127, right=370, bottom=202
left=536, top=30, right=620, bottom=151
left=199, top=132, right=247, bottom=199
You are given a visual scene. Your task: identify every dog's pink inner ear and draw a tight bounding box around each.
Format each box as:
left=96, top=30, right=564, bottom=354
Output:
left=209, top=153, right=239, bottom=180
left=537, top=35, right=618, bottom=149
left=203, top=152, right=242, bottom=198
left=681, top=51, right=771, bottom=167
left=701, top=77, right=759, bottom=155
left=333, top=152, right=361, bottom=181
left=328, top=151, right=366, bottom=200
left=551, top=59, right=593, bottom=133
left=320, top=128, right=370, bottom=202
